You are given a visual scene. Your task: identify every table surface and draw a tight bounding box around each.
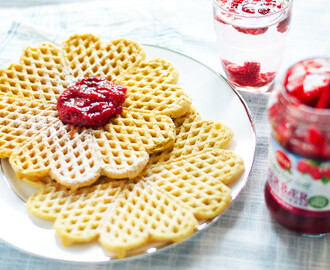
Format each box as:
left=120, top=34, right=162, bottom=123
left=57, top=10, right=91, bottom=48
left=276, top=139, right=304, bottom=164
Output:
left=0, top=0, right=329, bottom=269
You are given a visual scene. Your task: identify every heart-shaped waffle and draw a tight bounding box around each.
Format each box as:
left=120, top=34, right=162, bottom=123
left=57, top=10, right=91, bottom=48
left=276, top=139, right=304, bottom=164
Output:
left=99, top=180, right=198, bottom=258
left=149, top=119, right=234, bottom=165
left=27, top=109, right=245, bottom=258
left=0, top=34, right=192, bottom=189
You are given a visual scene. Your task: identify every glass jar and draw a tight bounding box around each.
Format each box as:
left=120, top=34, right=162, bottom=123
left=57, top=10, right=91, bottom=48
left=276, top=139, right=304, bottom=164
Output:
left=265, top=58, right=330, bottom=236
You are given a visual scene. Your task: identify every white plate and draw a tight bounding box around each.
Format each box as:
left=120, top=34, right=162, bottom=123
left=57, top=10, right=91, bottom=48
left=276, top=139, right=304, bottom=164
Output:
left=0, top=45, right=256, bottom=262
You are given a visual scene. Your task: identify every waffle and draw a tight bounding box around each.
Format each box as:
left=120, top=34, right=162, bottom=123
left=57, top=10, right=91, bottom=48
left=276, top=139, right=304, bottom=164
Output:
left=99, top=180, right=198, bottom=258
left=27, top=146, right=243, bottom=257
left=28, top=177, right=126, bottom=244
left=149, top=119, right=233, bottom=165
left=145, top=149, right=243, bottom=219
left=0, top=34, right=194, bottom=189
left=9, top=109, right=175, bottom=189
left=173, top=106, right=201, bottom=128
left=2, top=33, right=246, bottom=258
left=117, top=58, right=179, bottom=85
left=62, top=34, right=146, bottom=82
left=0, top=43, right=67, bottom=104
left=27, top=112, right=244, bottom=258
left=0, top=95, right=57, bottom=158
left=117, top=58, right=192, bottom=118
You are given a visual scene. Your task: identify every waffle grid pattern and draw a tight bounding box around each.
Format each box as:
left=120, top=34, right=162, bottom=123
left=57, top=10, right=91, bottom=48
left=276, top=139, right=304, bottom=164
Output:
left=0, top=33, right=193, bottom=189
left=27, top=108, right=245, bottom=258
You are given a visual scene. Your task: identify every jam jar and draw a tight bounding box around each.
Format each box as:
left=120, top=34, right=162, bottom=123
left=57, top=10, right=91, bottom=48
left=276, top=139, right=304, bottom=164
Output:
left=265, top=57, right=330, bottom=236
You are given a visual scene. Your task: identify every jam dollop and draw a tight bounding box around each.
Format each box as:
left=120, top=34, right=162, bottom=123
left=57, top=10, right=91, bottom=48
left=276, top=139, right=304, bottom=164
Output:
left=57, top=77, right=127, bottom=128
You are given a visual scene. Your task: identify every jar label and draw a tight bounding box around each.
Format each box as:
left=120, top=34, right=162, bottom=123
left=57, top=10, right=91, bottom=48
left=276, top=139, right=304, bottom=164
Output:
left=268, top=136, right=330, bottom=216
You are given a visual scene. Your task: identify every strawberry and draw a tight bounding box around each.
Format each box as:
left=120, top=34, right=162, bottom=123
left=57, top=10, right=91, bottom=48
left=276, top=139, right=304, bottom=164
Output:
left=286, top=81, right=305, bottom=101
left=243, top=61, right=261, bottom=81
left=233, top=26, right=268, bottom=35
left=315, top=81, right=330, bottom=109
left=297, top=160, right=312, bottom=174
left=301, top=73, right=329, bottom=107
left=224, top=61, right=260, bottom=86
left=258, top=7, right=270, bottom=15
left=223, top=60, right=275, bottom=87
left=309, top=166, right=322, bottom=180
left=322, top=167, right=330, bottom=179
left=257, top=72, right=276, bottom=87
left=307, top=128, right=326, bottom=146
left=242, top=5, right=255, bottom=14
left=277, top=14, right=291, bottom=33
left=275, top=150, right=291, bottom=171
left=285, top=70, right=305, bottom=102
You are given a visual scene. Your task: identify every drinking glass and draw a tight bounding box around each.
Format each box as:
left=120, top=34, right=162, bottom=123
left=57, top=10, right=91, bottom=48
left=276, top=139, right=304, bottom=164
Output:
left=213, top=0, right=293, bottom=92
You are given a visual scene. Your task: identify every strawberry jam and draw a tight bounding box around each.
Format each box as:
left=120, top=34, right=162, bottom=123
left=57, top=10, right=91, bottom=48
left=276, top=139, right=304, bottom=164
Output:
left=266, top=58, right=330, bottom=236
left=57, top=77, right=126, bottom=128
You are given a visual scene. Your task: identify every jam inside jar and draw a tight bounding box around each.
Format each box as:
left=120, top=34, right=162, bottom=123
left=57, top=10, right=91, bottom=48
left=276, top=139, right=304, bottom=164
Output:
left=265, top=58, right=330, bottom=236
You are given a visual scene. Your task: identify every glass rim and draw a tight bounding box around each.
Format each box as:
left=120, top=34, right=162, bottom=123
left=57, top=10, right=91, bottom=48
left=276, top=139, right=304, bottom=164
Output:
left=280, top=56, right=330, bottom=116
left=213, top=0, right=293, bottom=19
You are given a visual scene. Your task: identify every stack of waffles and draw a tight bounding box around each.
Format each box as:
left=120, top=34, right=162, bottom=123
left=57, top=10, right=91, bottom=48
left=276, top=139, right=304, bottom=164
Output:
left=0, top=34, right=245, bottom=258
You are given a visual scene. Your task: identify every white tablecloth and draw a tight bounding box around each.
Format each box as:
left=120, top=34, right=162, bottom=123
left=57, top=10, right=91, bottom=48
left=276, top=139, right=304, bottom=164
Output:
left=0, top=0, right=329, bottom=269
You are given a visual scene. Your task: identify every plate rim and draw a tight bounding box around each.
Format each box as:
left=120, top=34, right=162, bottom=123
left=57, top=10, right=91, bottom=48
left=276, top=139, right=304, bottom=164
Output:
left=0, top=44, right=257, bottom=263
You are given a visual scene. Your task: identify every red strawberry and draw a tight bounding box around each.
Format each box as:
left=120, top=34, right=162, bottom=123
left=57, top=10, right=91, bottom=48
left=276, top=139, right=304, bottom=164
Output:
left=297, top=160, right=312, bottom=174
left=230, top=0, right=244, bottom=9
left=233, top=26, right=268, bottom=35
left=258, top=7, right=270, bottom=15
left=275, top=150, right=291, bottom=171
left=243, top=62, right=261, bottom=81
left=322, top=167, right=330, bottom=179
left=301, top=73, right=329, bottom=107
left=242, top=6, right=255, bottom=14
left=277, top=14, right=291, bottom=33
left=309, top=166, right=322, bottom=180
left=223, top=60, right=276, bottom=87
left=256, top=72, right=276, bottom=87
left=285, top=73, right=305, bottom=103
left=307, top=128, right=326, bottom=146
left=224, top=61, right=260, bottom=86
left=315, top=81, right=330, bottom=109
